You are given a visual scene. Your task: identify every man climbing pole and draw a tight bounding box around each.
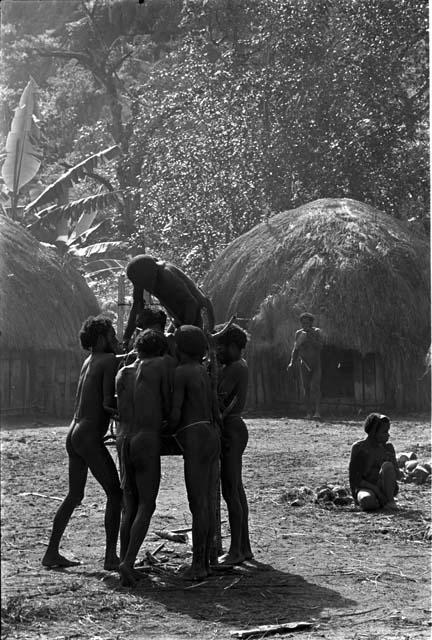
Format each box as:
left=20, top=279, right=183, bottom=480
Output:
left=122, top=255, right=215, bottom=352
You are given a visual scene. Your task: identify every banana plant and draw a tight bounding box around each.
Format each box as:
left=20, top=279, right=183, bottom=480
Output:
left=1, top=76, right=42, bottom=219
left=25, top=145, right=128, bottom=276
left=2, top=80, right=127, bottom=278
left=25, top=145, right=120, bottom=214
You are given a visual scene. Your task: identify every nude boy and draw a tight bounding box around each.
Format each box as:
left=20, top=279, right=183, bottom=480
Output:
left=287, top=312, right=323, bottom=419
left=116, top=329, right=171, bottom=586
left=215, top=324, right=253, bottom=566
left=42, top=316, right=121, bottom=570
left=169, top=325, right=220, bottom=580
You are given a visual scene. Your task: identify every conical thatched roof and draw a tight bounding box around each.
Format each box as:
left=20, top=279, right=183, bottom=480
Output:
left=204, top=199, right=430, bottom=412
left=0, top=215, right=100, bottom=352
left=204, top=198, right=430, bottom=361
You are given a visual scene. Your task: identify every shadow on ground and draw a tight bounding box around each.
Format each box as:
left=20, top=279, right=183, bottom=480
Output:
left=103, top=560, right=356, bottom=629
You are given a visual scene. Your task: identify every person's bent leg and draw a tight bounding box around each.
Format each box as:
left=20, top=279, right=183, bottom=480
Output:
left=238, top=482, right=253, bottom=560
left=177, top=425, right=217, bottom=580
left=219, top=421, right=249, bottom=565
left=206, top=439, right=221, bottom=570
left=378, top=461, right=398, bottom=508
left=357, top=489, right=380, bottom=511
left=220, top=450, right=245, bottom=565
left=120, top=484, right=138, bottom=562
left=120, top=449, right=160, bottom=587
left=87, top=444, right=122, bottom=570
left=183, top=456, right=209, bottom=580
left=117, top=436, right=137, bottom=560
left=42, top=434, right=88, bottom=567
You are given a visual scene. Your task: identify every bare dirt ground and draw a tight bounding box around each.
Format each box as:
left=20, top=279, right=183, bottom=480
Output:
left=1, top=415, right=431, bottom=640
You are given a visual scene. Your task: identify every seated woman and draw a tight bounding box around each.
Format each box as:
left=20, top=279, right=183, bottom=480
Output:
left=349, top=413, right=402, bottom=511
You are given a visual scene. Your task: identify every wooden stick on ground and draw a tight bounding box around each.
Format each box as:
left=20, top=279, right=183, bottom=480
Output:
left=152, top=542, right=165, bottom=556
left=229, top=621, right=314, bottom=639
left=154, top=529, right=188, bottom=543
left=19, top=492, right=63, bottom=501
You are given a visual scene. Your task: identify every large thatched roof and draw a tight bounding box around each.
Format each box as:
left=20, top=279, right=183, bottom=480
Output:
left=204, top=198, right=430, bottom=359
left=0, top=215, right=100, bottom=352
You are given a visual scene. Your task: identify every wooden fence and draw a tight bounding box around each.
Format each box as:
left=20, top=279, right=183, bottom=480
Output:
left=0, top=349, right=84, bottom=418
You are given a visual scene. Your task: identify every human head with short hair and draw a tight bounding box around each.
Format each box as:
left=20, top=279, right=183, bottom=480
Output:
left=174, top=325, right=207, bottom=362
left=364, top=413, right=391, bottom=443
left=80, top=315, right=118, bottom=353
left=300, top=312, right=314, bottom=330
left=134, top=329, right=168, bottom=358
left=136, top=307, right=167, bottom=333
left=214, top=323, right=248, bottom=364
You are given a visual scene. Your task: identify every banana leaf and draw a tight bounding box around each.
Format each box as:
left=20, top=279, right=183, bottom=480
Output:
left=71, top=241, right=128, bottom=257
left=25, top=146, right=120, bottom=212
left=1, top=77, right=42, bottom=196
left=83, top=258, right=127, bottom=278
left=66, top=208, right=99, bottom=244
left=26, top=191, right=122, bottom=233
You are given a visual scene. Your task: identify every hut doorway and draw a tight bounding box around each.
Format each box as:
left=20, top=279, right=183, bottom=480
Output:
left=321, top=347, right=356, bottom=399
left=321, top=347, right=385, bottom=409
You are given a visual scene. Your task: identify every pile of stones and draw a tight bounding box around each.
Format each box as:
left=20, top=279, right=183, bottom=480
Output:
left=280, top=484, right=352, bottom=507
left=397, top=452, right=431, bottom=485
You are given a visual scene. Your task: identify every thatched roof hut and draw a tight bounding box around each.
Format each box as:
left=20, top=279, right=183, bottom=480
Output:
left=204, top=199, right=430, bottom=413
left=0, top=215, right=100, bottom=417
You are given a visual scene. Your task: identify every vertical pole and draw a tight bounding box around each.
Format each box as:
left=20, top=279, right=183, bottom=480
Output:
left=206, top=329, right=223, bottom=563
left=209, top=461, right=222, bottom=564
left=117, top=273, right=125, bottom=342
left=216, top=467, right=223, bottom=555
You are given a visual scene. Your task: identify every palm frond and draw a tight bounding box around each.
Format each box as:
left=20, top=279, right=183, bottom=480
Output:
left=27, top=191, right=122, bottom=232
left=25, top=146, right=120, bottom=212
left=84, top=258, right=127, bottom=277
left=70, top=241, right=128, bottom=258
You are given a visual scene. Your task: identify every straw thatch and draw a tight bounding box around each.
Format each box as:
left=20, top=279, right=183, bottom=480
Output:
left=0, top=214, right=100, bottom=416
left=204, top=198, right=430, bottom=411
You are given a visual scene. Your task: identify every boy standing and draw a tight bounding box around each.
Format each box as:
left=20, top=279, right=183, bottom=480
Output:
left=116, top=329, right=171, bottom=587
left=215, top=324, right=253, bottom=566
left=42, top=316, right=121, bottom=570
left=169, top=325, right=220, bottom=581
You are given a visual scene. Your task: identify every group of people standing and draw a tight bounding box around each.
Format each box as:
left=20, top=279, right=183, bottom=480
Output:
left=41, top=256, right=401, bottom=583
left=42, top=258, right=253, bottom=584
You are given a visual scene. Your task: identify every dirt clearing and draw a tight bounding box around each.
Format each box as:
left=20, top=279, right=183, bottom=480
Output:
left=1, top=416, right=430, bottom=639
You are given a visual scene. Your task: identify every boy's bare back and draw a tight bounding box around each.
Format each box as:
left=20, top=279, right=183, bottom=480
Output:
left=117, top=357, right=170, bottom=436
left=172, top=362, right=212, bottom=429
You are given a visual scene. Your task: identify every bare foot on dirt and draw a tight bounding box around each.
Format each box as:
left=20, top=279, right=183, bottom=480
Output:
left=217, top=551, right=245, bottom=566
left=383, top=499, right=398, bottom=511
left=181, top=564, right=208, bottom=581
left=119, top=562, right=143, bottom=587
left=104, top=555, right=120, bottom=571
left=42, top=552, right=81, bottom=568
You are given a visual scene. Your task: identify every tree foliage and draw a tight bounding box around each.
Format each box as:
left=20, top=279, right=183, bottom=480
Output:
left=1, top=0, right=428, bottom=283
